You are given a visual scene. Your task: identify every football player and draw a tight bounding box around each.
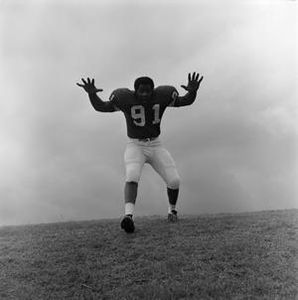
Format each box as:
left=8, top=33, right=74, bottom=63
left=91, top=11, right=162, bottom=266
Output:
left=77, top=72, right=203, bottom=233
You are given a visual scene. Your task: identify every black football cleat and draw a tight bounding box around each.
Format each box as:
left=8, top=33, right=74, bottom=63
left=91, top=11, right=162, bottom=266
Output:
left=121, top=215, right=135, bottom=233
left=168, top=210, right=178, bottom=222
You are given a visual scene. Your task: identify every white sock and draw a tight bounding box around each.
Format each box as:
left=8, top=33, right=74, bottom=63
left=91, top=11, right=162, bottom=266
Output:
left=168, top=204, right=176, bottom=214
left=125, top=202, right=135, bottom=216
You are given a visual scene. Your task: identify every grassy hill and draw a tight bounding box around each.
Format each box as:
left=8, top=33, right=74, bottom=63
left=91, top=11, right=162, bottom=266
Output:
left=0, top=209, right=297, bottom=299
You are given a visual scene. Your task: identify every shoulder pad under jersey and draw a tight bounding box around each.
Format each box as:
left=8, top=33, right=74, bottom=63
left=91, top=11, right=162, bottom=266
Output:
left=154, top=85, right=179, bottom=105
left=109, top=88, right=135, bottom=110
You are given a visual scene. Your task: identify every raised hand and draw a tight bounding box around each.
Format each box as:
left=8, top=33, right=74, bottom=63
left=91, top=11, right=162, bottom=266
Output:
left=181, top=72, right=204, bottom=94
left=76, top=78, right=103, bottom=94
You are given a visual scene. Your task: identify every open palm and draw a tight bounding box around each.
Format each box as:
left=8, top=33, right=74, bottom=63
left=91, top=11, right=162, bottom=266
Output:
left=181, top=72, right=204, bottom=94
left=77, top=78, right=103, bottom=94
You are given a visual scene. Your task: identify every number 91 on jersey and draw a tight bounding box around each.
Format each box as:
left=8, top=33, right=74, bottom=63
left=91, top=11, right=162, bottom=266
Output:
left=131, top=104, right=160, bottom=127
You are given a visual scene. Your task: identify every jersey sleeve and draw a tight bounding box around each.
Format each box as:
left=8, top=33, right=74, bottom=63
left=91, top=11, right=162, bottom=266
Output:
left=168, top=87, right=179, bottom=107
left=109, top=90, right=121, bottom=111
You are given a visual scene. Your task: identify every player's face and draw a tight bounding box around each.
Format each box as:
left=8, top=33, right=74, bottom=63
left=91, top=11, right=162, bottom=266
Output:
left=136, top=84, right=153, bottom=101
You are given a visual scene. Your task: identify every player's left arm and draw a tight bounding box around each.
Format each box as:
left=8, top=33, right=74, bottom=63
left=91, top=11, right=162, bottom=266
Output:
left=173, top=72, right=204, bottom=107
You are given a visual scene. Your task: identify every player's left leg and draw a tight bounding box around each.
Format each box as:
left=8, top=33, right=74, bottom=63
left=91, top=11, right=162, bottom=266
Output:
left=150, top=147, right=180, bottom=221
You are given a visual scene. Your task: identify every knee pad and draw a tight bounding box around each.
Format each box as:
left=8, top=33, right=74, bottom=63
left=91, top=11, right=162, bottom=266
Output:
left=167, top=175, right=180, bottom=190
left=125, top=164, right=142, bottom=183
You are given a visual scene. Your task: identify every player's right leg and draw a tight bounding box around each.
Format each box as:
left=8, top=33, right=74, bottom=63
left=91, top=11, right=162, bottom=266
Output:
left=121, top=141, right=145, bottom=233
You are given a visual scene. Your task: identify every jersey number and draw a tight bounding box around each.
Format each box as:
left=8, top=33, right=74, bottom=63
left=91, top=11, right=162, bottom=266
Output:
left=131, top=104, right=160, bottom=127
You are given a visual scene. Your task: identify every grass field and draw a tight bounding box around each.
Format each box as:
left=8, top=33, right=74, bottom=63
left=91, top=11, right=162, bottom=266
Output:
left=0, top=209, right=297, bottom=299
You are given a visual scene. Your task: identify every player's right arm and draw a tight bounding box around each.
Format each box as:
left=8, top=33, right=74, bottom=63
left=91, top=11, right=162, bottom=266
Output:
left=77, top=78, right=116, bottom=112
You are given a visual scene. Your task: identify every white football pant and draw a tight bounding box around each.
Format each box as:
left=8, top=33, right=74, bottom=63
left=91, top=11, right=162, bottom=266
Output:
left=124, top=138, right=180, bottom=190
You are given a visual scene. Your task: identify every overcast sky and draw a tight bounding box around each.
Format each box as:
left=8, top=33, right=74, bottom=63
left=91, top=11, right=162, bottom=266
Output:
left=0, top=0, right=297, bottom=225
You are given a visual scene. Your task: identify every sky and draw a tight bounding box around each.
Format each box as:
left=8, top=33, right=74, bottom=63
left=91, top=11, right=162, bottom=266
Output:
left=0, top=0, right=297, bottom=225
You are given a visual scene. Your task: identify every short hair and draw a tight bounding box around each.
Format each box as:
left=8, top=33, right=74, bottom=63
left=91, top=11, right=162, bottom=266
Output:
left=134, top=76, right=154, bottom=91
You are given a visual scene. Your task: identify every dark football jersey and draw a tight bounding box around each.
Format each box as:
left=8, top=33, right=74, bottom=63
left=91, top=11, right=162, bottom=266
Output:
left=109, top=86, right=179, bottom=139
